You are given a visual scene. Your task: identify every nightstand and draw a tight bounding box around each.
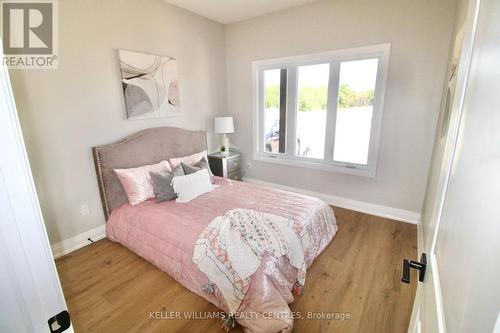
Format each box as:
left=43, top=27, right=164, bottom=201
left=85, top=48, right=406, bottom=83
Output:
left=208, top=152, right=241, bottom=181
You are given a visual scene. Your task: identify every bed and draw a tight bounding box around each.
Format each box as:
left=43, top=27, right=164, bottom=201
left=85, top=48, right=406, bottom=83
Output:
left=93, top=127, right=337, bottom=332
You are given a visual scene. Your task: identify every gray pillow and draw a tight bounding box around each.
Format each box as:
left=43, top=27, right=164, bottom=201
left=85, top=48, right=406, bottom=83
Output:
left=181, top=157, right=214, bottom=182
left=171, top=165, right=185, bottom=177
left=149, top=165, right=184, bottom=202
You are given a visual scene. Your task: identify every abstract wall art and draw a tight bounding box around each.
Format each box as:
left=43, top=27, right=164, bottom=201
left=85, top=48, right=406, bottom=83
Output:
left=118, top=49, right=180, bottom=120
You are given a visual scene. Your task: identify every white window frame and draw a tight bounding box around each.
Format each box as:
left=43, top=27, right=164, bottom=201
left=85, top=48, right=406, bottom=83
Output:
left=252, top=43, right=391, bottom=177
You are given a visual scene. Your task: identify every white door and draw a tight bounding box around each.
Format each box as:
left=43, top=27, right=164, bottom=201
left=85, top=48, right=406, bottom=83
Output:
left=0, top=40, right=72, bottom=332
left=409, top=0, right=500, bottom=331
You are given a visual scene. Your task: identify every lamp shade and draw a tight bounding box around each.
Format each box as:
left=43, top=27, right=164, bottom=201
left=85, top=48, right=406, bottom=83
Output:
left=214, top=117, right=234, bottom=134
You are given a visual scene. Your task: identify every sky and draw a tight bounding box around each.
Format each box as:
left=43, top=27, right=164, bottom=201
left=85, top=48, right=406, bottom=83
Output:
left=264, top=58, right=378, bottom=92
left=339, top=59, right=378, bottom=92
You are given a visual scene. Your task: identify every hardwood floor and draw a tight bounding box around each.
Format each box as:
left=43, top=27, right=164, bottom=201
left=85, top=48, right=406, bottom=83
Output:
left=56, top=207, right=417, bottom=332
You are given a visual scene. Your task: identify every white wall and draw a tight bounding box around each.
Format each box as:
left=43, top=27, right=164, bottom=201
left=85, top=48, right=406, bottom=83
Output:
left=10, top=0, right=459, bottom=246
left=225, top=0, right=457, bottom=213
left=10, top=0, right=226, bottom=244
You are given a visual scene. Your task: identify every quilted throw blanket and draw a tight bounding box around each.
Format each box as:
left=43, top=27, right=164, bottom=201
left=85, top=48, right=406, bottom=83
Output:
left=192, top=209, right=308, bottom=317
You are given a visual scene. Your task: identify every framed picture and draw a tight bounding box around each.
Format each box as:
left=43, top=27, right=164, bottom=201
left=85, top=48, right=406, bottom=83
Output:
left=118, top=49, right=180, bottom=119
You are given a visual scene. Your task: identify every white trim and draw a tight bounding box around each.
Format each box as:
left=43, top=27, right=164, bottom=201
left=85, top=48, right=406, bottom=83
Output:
left=407, top=299, right=422, bottom=333
left=243, top=177, right=421, bottom=224
left=493, top=312, right=500, bottom=333
left=252, top=43, right=391, bottom=68
left=252, top=43, right=391, bottom=178
left=51, top=225, right=106, bottom=259
left=252, top=154, right=375, bottom=177
left=407, top=216, right=424, bottom=333
left=430, top=252, right=447, bottom=333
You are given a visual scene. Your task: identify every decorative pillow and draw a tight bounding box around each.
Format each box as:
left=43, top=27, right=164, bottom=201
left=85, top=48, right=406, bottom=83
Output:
left=114, top=161, right=171, bottom=206
left=181, top=157, right=214, bottom=183
left=181, top=162, right=201, bottom=175
left=149, top=165, right=185, bottom=203
left=171, top=169, right=214, bottom=203
left=171, top=164, right=186, bottom=177
left=168, top=150, right=207, bottom=170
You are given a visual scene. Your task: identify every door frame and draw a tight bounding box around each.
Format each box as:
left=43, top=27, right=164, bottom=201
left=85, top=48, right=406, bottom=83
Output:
left=407, top=0, right=481, bottom=332
left=0, top=38, right=72, bottom=332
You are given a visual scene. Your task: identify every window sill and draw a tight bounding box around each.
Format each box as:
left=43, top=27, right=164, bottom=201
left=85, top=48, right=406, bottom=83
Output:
left=253, top=153, right=376, bottom=178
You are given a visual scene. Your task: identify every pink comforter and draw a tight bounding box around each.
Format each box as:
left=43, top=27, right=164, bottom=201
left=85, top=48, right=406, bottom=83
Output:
left=107, top=177, right=337, bottom=332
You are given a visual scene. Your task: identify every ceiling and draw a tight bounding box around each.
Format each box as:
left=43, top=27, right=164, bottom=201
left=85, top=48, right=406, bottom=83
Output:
left=164, top=0, right=316, bottom=24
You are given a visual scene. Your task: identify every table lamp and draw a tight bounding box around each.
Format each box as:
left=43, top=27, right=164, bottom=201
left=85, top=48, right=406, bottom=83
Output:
left=214, top=117, right=234, bottom=156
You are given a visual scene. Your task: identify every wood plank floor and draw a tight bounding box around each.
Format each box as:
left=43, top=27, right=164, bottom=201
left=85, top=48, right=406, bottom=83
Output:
left=56, top=207, right=417, bottom=332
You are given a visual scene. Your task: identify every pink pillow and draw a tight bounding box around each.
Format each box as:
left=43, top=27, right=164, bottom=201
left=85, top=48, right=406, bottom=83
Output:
left=114, top=161, right=172, bottom=206
left=168, top=150, right=207, bottom=169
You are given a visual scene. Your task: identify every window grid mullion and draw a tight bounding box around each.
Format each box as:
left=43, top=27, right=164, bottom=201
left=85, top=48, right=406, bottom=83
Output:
left=278, top=68, right=287, bottom=153
left=324, top=61, right=340, bottom=162
left=258, top=68, right=265, bottom=155
left=285, top=66, right=297, bottom=158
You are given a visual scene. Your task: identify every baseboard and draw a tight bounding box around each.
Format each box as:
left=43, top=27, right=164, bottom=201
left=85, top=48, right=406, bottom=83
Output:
left=243, top=177, right=421, bottom=224
left=51, top=224, right=106, bottom=259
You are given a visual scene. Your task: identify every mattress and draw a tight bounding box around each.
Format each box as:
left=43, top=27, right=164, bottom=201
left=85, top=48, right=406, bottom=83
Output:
left=106, top=177, right=337, bottom=332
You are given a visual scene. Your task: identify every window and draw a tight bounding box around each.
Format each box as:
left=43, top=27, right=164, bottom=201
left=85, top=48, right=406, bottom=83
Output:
left=333, top=59, right=378, bottom=165
left=253, top=44, right=390, bottom=177
left=263, top=68, right=287, bottom=154
left=296, top=64, right=329, bottom=159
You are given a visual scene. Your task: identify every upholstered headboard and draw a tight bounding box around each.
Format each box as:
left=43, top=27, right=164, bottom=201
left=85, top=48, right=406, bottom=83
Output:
left=92, top=127, right=207, bottom=219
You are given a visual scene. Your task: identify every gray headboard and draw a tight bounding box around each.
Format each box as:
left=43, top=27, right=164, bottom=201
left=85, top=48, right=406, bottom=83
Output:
left=92, top=127, right=207, bottom=219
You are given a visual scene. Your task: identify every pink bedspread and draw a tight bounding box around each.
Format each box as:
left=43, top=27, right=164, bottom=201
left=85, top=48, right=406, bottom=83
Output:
left=107, top=177, right=337, bottom=332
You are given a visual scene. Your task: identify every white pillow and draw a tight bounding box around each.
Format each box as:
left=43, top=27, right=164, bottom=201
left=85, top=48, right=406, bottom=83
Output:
left=171, top=169, right=214, bottom=203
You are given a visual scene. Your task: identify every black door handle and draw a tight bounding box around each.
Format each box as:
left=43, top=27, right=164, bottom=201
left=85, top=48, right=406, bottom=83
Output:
left=48, top=310, right=71, bottom=333
left=402, top=253, right=427, bottom=284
